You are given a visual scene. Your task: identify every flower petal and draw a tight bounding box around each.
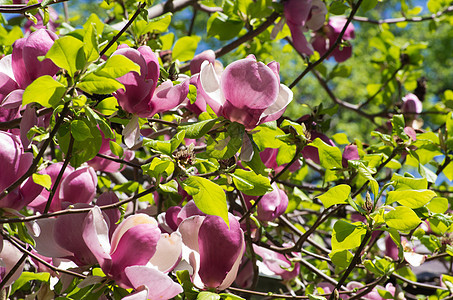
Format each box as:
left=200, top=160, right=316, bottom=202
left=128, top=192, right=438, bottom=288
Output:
left=149, top=232, right=182, bottom=273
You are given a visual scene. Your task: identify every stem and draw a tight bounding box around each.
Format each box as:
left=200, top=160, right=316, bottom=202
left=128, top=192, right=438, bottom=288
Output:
left=99, top=2, right=146, bottom=57
left=353, top=5, right=453, bottom=24
left=329, top=230, right=372, bottom=299
left=43, top=134, right=74, bottom=214
left=0, top=0, right=68, bottom=13
left=289, top=0, right=363, bottom=89
left=96, top=153, right=142, bottom=169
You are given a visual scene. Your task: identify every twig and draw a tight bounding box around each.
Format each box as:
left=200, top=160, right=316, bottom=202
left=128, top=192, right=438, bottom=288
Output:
left=0, top=184, right=157, bottom=224
left=391, top=273, right=447, bottom=291
left=289, top=0, right=363, bottom=89
left=353, top=5, right=453, bottom=24
left=359, top=64, right=406, bottom=109
left=2, top=233, right=86, bottom=279
left=99, top=2, right=146, bottom=57
left=329, top=230, right=372, bottom=300
left=43, top=134, right=74, bottom=214
left=96, top=153, right=142, bottom=169
left=0, top=0, right=68, bottom=13
left=188, top=6, right=197, bottom=36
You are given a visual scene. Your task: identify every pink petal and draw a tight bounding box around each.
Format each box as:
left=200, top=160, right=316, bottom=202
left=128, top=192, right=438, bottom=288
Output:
left=257, top=183, right=288, bottom=222
left=198, top=61, right=224, bottom=115
left=22, top=29, right=59, bottom=84
left=34, top=218, right=73, bottom=258
left=287, top=22, right=314, bottom=56
left=109, top=223, right=161, bottom=283
left=125, top=266, right=183, bottom=299
left=149, top=232, right=182, bottom=273
left=177, top=215, right=205, bottom=252
left=221, top=58, right=279, bottom=111
left=96, top=192, right=121, bottom=237
left=259, top=84, right=293, bottom=124
left=198, top=214, right=244, bottom=288
left=342, top=144, right=360, bottom=168
left=148, top=79, right=189, bottom=116
left=284, top=0, right=312, bottom=26
left=82, top=207, right=112, bottom=272
left=0, top=240, right=25, bottom=287
left=59, top=166, right=97, bottom=206
left=190, top=50, right=216, bottom=75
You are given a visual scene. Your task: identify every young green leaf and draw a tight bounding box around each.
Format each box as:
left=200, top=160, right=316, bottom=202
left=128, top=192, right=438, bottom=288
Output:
left=316, top=184, right=351, bottom=208
left=230, top=169, right=272, bottom=196
left=384, top=206, right=421, bottom=231
left=23, top=75, right=66, bottom=108
left=45, top=36, right=86, bottom=77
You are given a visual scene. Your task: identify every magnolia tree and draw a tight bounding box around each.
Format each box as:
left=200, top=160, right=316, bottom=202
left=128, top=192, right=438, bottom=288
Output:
left=0, top=0, right=452, bottom=299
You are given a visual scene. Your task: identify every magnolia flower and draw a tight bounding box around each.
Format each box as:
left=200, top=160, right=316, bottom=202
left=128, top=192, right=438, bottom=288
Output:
left=402, top=93, right=422, bottom=117
left=178, top=213, right=245, bottom=290
left=283, top=0, right=327, bottom=55
left=198, top=55, right=293, bottom=130
left=312, top=17, right=355, bottom=62
left=243, top=182, right=288, bottom=222
left=112, top=45, right=189, bottom=118
left=252, top=244, right=300, bottom=281
left=0, top=131, right=42, bottom=210
left=0, top=238, right=26, bottom=287
left=342, top=144, right=360, bottom=168
left=28, top=164, right=97, bottom=213
left=11, top=29, right=59, bottom=89
left=190, top=50, right=216, bottom=75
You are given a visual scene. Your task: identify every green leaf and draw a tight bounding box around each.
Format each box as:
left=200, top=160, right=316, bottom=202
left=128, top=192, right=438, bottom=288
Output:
left=206, top=123, right=244, bottom=159
left=95, top=55, right=141, bottom=78
left=316, top=184, right=350, bottom=208
left=386, top=189, right=437, bottom=208
left=45, top=36, right=85, bottom=77
left=331, top=220, right=367, bottom=251
left=173, top=36, right=201, bottom=62
left=109, top=140, right=124, bottom=158
left=143, top=130, right=185, bottom=156
left=10, top=272, right=50, bottom=294
left=252, top=123, right=285, bottom=150
left=77, top=73, right=124, bottom=94
left=135, top=13, right=172, bottom=35
left=356, top=161, right=379, bottom=198
left=219, top=293, right=245, bottom=300
left=95, top=97, right=118, bottom=115
left=391, top=173, right=427, bottom=190
left=310, top=138, right=343, bottom=169
left=83, top=22, right=99, bottom=63
left=391, top=114, right=408, bottom=140
left=230, top=169, right=272, bottom=196
left=179, top=119, right=217, bottom=139
left=182, top=176, right=229, bottom=226
left=427, top=197, right=449, bottom=214
left=198, top=292, right=220, bottom=300
left=207, top=12, right=244, bottom=41
left=384, top=206, right=421, bottom=231
left=142, top=158, right=174, bottom=179
left=329, top=249, right=353, bottom=268
left=32, top=173, right=51, bottom=189
left=71, top=119, right=94, bottom=141
left=22, top=75, right=66, bottom=108
left=332, top=133, right=350, bottom=145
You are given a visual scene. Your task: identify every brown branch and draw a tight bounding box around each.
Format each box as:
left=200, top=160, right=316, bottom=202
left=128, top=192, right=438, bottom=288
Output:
left=0, top=184, right=157, bottom=224
left=0, top=0, right=68, bottom=13
left=99, top=2, right=146, bottom=57
left=96, top=153, right=142, bottom=169
left=353, top=5, right=453, bottom=24
left=289, top=0, right=363, bottom=89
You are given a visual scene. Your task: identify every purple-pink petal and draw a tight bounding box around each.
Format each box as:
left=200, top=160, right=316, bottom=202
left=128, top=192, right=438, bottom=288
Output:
left=197, top=214, right=244, bottom=288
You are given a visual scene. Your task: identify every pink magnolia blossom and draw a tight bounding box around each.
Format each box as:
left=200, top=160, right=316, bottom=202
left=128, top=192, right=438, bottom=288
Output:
left=198, top=55, right=293, bottom=130
left=83, top=207, right=183, bottom=298
left=243, top=182, right=288, bottom=222
left=178, top=213, right=245, bottom=290
left=283, top=0, right=327, bottom=55
left=28, top=164, right=97, bottom=212
left=312, top=17, right=355, bottom=62
left=252, top=243, right=300, bottom=281
left=11, top=29, right=59, bottom=89
left=190, top=50, right=216, bottom=75
left=0, top=239, right=26, bottom=287
left=112, top=45, right=189, bottom=118
left=342, top=144, right=360, bottom=168
left=402, top=93, right=422, bottom=117
left=0, top=131, right=42, bottom=210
